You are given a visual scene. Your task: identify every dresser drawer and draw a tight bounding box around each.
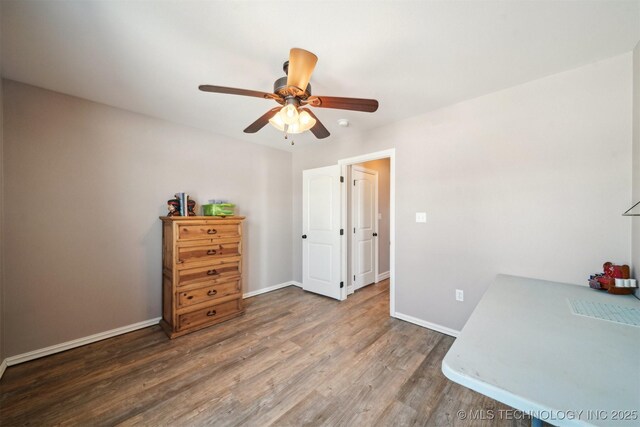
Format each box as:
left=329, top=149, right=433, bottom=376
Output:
left=178, top=223, right=240, bottom=241
left=177, top=260, right=241, bottom=288
left=178, top=298, right=242, bottom=331
left=177, top=279, right=241, bottom=308
left=177, top=241, right=240, bottom=264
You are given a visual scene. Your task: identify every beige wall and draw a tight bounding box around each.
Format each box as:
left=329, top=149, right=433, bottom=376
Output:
left=2, top=80, right=293, bottom=357
left=292, top=53, right=633, bottom=332
left=357, top=159, right=390, bottom=275
left=632, top=40, right=640, bottom=292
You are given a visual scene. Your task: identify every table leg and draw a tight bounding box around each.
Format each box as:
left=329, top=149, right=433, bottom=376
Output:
left=531, top=417, right=543, bottom=427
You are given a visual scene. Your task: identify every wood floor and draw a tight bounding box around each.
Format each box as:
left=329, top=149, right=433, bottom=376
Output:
left=0, top=280, right=532, bottom=426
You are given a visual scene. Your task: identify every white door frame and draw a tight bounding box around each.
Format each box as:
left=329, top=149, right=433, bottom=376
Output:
left=338, top=148, right=396, bottom=317
left=350, top=165, right=378, bottom=291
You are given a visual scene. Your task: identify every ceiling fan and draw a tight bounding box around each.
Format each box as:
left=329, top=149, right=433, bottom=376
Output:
left=199, top=48, right=379, bottom=141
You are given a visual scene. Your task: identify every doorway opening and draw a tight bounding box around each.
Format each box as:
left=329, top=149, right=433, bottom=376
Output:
left=339, top=149, right=395, bottom=316
left=300, top=149, right=395, bottom=317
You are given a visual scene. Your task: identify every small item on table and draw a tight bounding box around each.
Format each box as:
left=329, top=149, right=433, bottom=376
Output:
left=603, top=262, right=630, bottom=279
left=597, top=275, right=615, bottom=290
left=167, top=194, right=196, bottom=216
left=187, top=199, right=196, bottom=216
left=202, top=202, right=235, bottom=217
left=589, top=262, right=636, bottom=295
left=167, top=198, right=181, bottom=216
left=180, top=193, right=188, bottom=216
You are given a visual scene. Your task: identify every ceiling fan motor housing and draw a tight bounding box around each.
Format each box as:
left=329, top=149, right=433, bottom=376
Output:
left=274, top=75, right=312, bottom=99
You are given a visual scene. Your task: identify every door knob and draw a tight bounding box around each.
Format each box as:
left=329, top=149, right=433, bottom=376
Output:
left=302, top=234, right=307, bottom=239
left=373, top=232, right=378, bottom=237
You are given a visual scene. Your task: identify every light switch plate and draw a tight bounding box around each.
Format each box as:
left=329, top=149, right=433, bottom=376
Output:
left=378, top=213, right=382, bottom=220
left=456, top=289, right=464, bottom=302
left=416, top=212, right=427, bottom=223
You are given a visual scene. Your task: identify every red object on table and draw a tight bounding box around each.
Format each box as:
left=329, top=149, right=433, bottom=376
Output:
left=603, top=262, right=630, bottom=279
left=597, top=276, right=615, bottom=290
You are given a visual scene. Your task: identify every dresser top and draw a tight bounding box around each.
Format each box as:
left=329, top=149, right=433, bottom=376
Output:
left=159, top=216, right=246, bottom=222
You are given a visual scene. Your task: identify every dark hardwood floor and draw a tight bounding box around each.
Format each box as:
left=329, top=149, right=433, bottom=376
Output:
left=0, top=280, right=532, bottom=426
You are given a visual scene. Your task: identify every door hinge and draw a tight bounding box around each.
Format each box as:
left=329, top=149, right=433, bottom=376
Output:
left=340, top=176, right=344, bottom=183
left=353, top=179, right=356, bottom=186
left=353, top=227, right=356, bottom=234
left=340, top=229, right=344, bottom=236
left=340, top=281, right=344, bottom=288
left=354, top=275, right=356, bottom=281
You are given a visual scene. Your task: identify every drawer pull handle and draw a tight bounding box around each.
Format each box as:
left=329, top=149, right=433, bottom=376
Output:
left=207, top=249, right=217, bottom=255
left=207, top=229, right=217, bottom=235
left=207, top=289, right=218, bottom=296
left=207, top=269, right=218, bottom=276
left=207, top=310, right=217, bottom=317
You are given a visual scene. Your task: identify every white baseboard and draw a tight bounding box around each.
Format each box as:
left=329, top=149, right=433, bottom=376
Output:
left=5, top=317, right=161, bottom=367
left=394, top=312, right=460, bottom=338
left=0, top=358, right=7, bottom=380
left=0, top=280, right=300, bottom=370
left=243, top=281, right=301, bottom=299
left=376, top=271, right=390, bottom=282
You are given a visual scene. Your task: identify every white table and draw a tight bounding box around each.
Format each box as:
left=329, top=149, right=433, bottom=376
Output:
left=442, top=274, right=640, bottom=427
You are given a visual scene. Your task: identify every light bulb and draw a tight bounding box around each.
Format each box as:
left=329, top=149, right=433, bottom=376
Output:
left=279, top=104, right=299, bottom=125
left=298, top=111, right=316, bottom=132
left=269, top=112, right=286, bottom=131
left=288, top=123, right=301, bottom=133
left=269, top=111, right=304, bottom=134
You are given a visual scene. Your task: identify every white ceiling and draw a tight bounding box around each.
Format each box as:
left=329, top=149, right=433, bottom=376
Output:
left=2, top=1, right=639, bottom=151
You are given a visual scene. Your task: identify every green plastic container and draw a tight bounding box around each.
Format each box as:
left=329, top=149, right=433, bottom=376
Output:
left=202, top=203, right=235, bottom=217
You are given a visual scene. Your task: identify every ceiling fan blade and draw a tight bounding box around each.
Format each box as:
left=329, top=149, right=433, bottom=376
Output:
left=199, top=85, right=279, bottom=101
left=306, top=96, right=378, bottom=112
left=300, top=108, right=330, bottom=139
left=244, top=107, right=281, bottom=133
left=287, top=48, right=318, bottom=92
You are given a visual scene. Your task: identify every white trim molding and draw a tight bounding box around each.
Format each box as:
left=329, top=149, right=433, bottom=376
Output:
left=5, top=317, right=162, bottom=367
left=376, top=271, right=390, bottom=282
left=2, top=281, right=305, bottom=369
left=394, top=312, right=460, bottom=338
left=243, top=281, right=301, bottom=299
left=0, top=359, right=7, bottom=380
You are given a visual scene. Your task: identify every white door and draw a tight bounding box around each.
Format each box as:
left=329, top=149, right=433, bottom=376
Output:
left=352, top=166, right=378, bottom=290
left=302, top=165, right=342, bottom=300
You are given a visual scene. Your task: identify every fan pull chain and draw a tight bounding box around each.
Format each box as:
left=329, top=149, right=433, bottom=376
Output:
left=282, top=125, right=294, bottom=145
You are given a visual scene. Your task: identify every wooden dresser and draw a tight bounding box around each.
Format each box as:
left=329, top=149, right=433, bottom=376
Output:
left=159, top=216, right=246, bottom=338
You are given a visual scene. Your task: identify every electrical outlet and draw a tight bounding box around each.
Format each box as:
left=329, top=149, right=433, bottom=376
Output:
left=456, top=289, right=464, bottom=302
left=416, top=212, right=427, bottom=223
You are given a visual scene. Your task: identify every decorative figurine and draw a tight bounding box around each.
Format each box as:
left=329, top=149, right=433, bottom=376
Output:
left=167, top=198, right=181, bottom=216
left=187, top=199, right=196, bottom=216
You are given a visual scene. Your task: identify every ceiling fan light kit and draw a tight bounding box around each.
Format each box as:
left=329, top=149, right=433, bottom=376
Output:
left=199, top=48, right=379, bottom=143
left=269, top=109, right=316, bottom=134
